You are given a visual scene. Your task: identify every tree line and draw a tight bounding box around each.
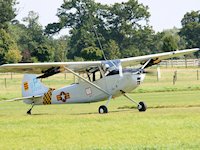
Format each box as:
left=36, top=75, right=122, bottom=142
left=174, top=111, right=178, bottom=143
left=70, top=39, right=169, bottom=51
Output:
left=0, top=0, right=200, bottom=65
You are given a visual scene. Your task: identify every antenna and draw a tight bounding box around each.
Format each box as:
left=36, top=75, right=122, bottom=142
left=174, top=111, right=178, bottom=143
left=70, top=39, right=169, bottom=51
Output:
left=89, top=14, right=118, bottom=72
left=88, top=11, right=107, bottom=60
left=93, top=26, right=118, bottom=68
left=92, top=26, right=107, bottom=60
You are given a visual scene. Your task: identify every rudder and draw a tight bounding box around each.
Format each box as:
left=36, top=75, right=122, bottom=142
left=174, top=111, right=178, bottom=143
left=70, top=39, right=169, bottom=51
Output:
left=22, top=74, right=49, bottom=97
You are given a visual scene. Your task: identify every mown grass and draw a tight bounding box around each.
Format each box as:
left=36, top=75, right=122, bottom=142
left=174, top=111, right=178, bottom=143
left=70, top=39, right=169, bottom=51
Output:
left=1, top=94, right=200, bottom=150
left=0, top=68, right=200, bottom=149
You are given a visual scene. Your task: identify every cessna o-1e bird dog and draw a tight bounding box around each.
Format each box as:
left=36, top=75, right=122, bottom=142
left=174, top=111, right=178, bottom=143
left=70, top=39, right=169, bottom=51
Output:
left=0, top=48, right=199, bottom=115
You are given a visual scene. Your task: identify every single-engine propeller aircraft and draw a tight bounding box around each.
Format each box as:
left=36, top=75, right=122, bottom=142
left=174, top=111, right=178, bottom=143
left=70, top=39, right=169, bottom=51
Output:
left=0, top=48, right=199, bottom=115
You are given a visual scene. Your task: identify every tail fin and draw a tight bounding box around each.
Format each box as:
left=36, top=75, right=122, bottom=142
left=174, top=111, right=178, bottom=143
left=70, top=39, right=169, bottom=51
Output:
left=22, top=74, right=49, bottom=97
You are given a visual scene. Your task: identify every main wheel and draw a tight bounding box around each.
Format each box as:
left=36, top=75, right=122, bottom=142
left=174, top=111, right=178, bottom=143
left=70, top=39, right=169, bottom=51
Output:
left=137, top=101, right=147, bottom=112
left=99, top=105, right=108, bottom=114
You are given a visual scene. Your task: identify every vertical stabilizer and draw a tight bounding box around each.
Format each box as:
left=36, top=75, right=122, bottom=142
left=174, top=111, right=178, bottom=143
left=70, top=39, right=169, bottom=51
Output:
left=22, top=74, right=49, bottom=97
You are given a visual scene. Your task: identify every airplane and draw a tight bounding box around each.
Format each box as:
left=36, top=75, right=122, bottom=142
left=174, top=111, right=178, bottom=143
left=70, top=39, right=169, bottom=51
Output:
left=0, top=48, right=199, bottom=115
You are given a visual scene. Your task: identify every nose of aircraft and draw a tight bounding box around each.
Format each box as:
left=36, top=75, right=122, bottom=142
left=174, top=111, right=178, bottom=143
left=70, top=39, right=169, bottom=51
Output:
left=137, top=74, right=146, bottom=85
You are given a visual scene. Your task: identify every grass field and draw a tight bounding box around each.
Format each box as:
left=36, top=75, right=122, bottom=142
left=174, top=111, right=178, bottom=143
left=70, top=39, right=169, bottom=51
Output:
left=0, top=68, right=200, bottom=149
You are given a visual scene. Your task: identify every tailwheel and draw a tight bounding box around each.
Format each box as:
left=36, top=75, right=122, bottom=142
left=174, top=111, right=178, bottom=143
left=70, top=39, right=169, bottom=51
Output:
left=27, top=103, right=35, bottom=115
left=99, top=105, right=108, bottom=114
left=27, top=109, right=32, bottom=115
left=137, top=101, right=147, bottom=112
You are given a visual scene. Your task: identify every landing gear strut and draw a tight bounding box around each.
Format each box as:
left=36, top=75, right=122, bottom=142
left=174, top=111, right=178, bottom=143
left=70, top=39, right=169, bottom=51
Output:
left=98, top=95, right=112, bottom=114
left=121, top=90, right=147, bottom=112
left=27, top=103, right=35, bottom=115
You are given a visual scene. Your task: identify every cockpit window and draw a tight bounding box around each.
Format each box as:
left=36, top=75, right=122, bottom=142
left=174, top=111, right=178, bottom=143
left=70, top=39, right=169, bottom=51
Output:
left=106, top=68, right=140, bottom=76
left=107, top=69, right=119, bottom=76
left=86, top=67, right=103, bottom=82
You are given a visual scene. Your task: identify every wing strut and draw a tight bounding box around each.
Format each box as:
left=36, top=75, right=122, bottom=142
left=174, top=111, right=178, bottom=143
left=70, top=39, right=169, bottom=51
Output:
left=64, top=67, right=111, bottom=96
left=141, top=58, right=152, bottom=69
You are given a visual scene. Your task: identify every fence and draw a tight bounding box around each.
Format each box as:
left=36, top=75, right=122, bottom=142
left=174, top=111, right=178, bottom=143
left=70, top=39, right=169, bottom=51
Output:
left=0, top=73, right=74, bottom=89
left=160, top=59, right=200, bottom=68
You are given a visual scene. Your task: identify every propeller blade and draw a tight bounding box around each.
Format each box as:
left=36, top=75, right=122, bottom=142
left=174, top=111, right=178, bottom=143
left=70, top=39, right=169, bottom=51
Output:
left=119, top=63, right=123, bottom=77
left=143, top=69, right=155, bottom=75
left=132, top=68, right=155, bottom=75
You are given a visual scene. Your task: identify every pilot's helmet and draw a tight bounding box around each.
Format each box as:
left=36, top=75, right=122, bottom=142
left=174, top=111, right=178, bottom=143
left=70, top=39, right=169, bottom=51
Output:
left=103, top=64, right=110, bottom=71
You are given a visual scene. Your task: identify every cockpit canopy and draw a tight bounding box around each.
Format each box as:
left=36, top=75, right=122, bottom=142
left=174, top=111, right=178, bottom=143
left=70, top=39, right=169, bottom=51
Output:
left=85, top=59, right=141, bottom=82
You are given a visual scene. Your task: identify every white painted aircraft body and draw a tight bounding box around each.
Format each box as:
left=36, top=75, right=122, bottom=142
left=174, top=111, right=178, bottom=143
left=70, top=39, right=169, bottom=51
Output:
left=23, top=72, right=145, bottom=105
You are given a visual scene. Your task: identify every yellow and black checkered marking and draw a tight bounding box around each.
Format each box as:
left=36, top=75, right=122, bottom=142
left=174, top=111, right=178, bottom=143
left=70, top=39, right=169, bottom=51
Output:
left=24, top=82, right=29, bottom=91
left=43, top=88, right=54, bottom=105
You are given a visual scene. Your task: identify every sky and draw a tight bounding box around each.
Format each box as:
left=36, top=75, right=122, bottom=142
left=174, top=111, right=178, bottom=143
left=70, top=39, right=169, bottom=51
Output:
left=16, top=0, right=200, bottom=33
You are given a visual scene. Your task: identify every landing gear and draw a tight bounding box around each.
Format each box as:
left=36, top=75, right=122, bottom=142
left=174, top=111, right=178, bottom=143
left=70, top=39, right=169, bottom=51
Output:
left=99, top=105, right=108, bottom=114
left=121, top=90, right=147, bottom=112
left=27, top=103, right=35, bottom=115
left=137, top=101, right=147, bottom=112
left=98, top=95, right=112, bottom=114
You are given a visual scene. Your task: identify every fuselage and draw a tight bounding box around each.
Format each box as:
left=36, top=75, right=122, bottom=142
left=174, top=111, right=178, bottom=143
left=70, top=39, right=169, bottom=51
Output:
left=24, top=70, right=145, bottom=105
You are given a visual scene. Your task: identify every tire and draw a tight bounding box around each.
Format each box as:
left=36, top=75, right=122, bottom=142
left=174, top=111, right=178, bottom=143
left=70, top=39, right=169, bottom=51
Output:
left=138, top=101, right=147, bottom=112
left=99, top=105, right=108, bottom=114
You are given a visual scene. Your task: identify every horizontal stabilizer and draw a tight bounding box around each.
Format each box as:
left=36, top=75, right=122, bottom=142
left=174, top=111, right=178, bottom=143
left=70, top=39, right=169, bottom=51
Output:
left=1, top=95, right=42, bottom=102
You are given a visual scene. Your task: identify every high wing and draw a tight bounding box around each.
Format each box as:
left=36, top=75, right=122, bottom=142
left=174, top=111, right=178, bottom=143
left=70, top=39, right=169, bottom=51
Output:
left=0, top=48, right=199, bottom=75
left=120, top=48, right=199, bottom=67
left=0, top=61, right=101, bottom=74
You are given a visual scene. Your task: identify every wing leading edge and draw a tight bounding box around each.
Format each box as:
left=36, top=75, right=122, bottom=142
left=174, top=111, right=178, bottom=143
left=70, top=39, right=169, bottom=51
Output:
left=0, top=61, right=101, bottom=74
left=0, top=48, right=199, bottom=74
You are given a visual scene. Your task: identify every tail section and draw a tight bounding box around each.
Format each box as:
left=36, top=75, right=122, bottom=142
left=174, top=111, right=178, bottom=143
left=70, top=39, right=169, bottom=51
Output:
left=22, top=74, right=49, bottom=97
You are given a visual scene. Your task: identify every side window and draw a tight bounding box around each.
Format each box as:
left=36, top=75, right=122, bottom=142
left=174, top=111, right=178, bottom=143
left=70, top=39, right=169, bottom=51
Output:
left=86, top=70, right=103, bottom=82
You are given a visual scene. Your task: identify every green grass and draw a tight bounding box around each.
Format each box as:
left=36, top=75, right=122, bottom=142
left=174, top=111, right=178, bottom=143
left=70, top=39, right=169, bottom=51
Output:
left=1, top=68, right=200, bottom=149
left=0, top=92, right=200, bottom=149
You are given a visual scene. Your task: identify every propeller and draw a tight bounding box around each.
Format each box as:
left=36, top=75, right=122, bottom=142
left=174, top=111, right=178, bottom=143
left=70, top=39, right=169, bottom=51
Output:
left=118, top=62, right=123, bottom=77
left=143, top=69, right=155, bottom=75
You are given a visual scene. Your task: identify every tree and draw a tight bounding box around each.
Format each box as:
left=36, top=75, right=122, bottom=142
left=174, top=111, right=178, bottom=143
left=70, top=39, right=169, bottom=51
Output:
left=31, top=44, right=54, bottom=62
left=22, top=11, right=45, bottom=45
left=46, top=0, right=153, bottom=60
left=53, top=36, right=69, bottom=62
left=0, top=0, right=17, bottom=29
left=121, top=45, right=141, bottom=58
left=0, top=29, right=22, bottom=64
left=57, top=0, right=102, bottom=59
left=179, top=11, right=200, bottom=49
left=165, top=28, right=186, bottom=50
left=9, top=11, right=69, bottom=63
left=5, top=48, right=22, bottom=63
left=18, top=11, right=55, bottom=62
left=81, top=46, right=102, bottom=60
left=68, top=25, right=97, bottom=59
left=104, top=40, right=121, bottom=59
left=162, top=34, right=178, bottom=52
left=105, top=0, right=150, bottom=42
left=153, top=28, right=186, bottom=53
left=122, top=26, right=155, bottom=56
left=99, top=0, right=153, bottom=57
